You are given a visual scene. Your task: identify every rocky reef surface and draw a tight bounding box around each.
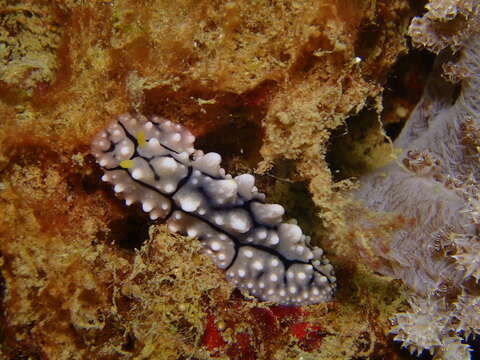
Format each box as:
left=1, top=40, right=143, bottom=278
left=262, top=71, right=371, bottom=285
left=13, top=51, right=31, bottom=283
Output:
left=0, top=0, right=474, bottom=359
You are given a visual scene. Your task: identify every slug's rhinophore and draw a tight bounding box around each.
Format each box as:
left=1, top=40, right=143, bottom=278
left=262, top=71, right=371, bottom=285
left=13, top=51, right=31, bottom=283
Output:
left=91, top=114, right=336, bottom=305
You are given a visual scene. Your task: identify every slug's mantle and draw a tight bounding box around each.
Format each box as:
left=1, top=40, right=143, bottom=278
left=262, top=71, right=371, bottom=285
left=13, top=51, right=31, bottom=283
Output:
left=91, top=114, right=336, bottom=305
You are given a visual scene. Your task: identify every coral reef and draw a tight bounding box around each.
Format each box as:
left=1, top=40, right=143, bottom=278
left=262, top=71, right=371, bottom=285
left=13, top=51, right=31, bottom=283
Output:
left=354, top=1, right=480, bottom=358
left=0, top=0, right=423, bottom=358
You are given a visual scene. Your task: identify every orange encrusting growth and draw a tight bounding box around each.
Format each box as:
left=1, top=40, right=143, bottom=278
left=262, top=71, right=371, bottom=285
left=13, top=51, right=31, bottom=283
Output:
left=1, top=0, right=415, bottom=358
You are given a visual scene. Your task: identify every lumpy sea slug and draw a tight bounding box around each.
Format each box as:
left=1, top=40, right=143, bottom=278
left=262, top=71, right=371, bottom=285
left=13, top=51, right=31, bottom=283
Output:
left=91, top=113, right=336, bottom=305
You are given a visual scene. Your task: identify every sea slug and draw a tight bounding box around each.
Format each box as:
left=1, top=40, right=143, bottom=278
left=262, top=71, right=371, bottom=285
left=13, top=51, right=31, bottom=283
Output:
left=91, top=113, right=336, bottom=305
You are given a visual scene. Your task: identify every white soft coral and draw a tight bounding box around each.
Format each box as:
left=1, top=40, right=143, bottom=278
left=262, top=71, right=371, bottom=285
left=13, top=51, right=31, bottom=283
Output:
left=391, top=298, right=448, bottom=355
left=355, top=3, right=480, bottom=358
left=391, top=297, right=474, bottom=359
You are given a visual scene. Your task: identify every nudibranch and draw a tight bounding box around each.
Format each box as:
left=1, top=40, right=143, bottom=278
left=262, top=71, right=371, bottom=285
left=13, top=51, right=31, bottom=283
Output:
left=91, top=113, right=336, bottom=305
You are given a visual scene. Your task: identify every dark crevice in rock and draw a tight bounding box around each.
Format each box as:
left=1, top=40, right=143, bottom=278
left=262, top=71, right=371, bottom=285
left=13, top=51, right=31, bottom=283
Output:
left=108, top=210, right=152, bottom=252
left=381, top=49, right=436, bottom=137
left=326, top=48, right=435, bottom=181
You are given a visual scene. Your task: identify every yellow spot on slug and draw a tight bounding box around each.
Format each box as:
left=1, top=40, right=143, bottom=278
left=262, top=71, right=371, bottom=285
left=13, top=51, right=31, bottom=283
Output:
left=136, top=131, right=146, bottom=147
left=120, top=159, right=134, bottom=168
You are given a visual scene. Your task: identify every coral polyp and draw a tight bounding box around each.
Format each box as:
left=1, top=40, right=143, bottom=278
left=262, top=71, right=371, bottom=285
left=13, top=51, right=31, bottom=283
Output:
left=91, top=113, right=336, bottom=305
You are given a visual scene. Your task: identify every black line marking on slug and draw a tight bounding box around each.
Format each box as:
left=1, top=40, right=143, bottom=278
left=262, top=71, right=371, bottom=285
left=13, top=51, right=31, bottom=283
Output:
left=102, top=139, right=116, bottom=154
left=118, top=119, right=183, bottom=155
left=168, top=207, right=332, bottom=283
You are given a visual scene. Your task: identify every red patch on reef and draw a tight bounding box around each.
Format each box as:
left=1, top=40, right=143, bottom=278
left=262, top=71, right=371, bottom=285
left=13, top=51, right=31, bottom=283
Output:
left=250, top=307, right=279, bottom=338
left=269, top=306, right=324, bottom=350
left=291, top=322, right=326, bottom=351
left=227, top=332, right=256, bottom=360
left=202, top=302, right=325, bottom=357
left=202, top=314, right=226, bottom=351
left=291, top=322, right=311, bottom=339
